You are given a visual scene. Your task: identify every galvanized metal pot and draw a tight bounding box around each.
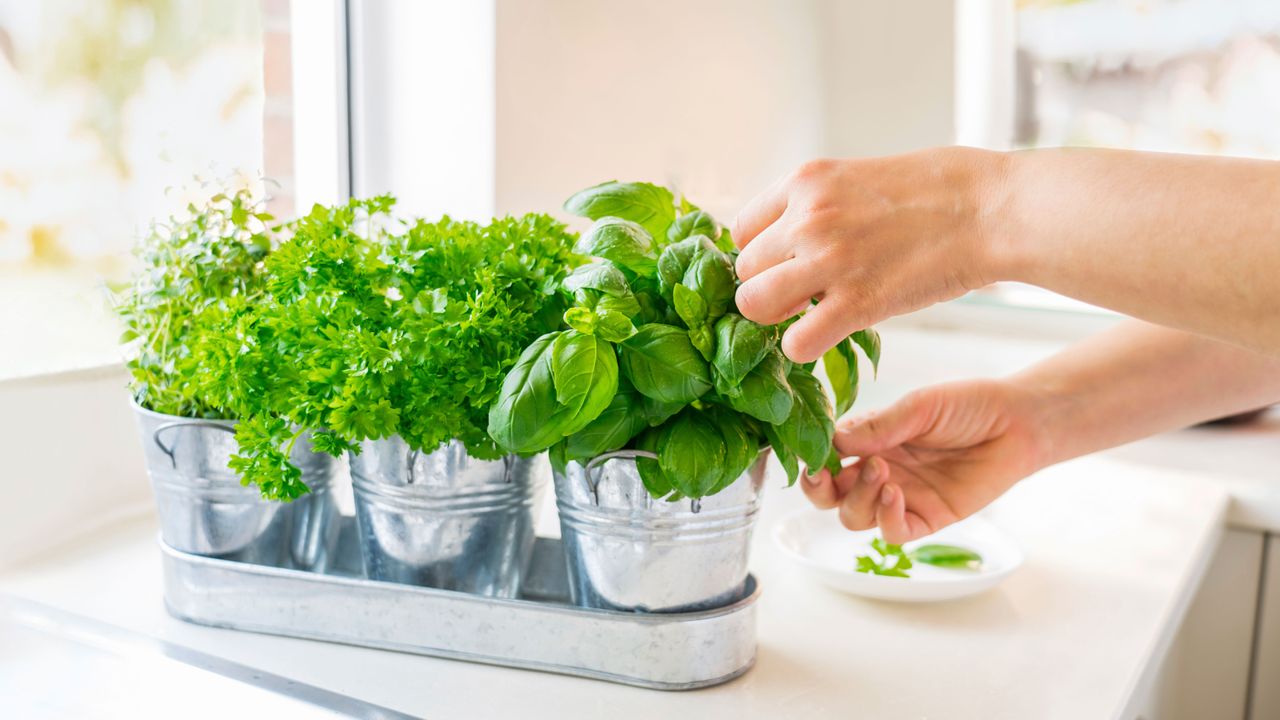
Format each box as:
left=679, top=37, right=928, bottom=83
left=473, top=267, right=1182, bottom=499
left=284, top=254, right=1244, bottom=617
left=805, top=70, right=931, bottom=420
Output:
left=133, top=402, right=341, bottom=571
left=348, top=437, right=544, bottom=597
left=555, top=450, right=767, bottom=613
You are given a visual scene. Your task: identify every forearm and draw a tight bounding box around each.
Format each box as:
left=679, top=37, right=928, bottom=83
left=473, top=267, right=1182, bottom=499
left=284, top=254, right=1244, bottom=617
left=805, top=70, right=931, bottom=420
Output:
left=986, top=148, right=1280, bottom=355
left=1015, top=321, right=1280, bottom=467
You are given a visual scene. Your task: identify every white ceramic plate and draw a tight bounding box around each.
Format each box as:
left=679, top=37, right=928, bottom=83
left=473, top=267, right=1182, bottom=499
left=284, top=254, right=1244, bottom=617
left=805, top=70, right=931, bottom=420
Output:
left=772, top=509, right=1024, bottom=602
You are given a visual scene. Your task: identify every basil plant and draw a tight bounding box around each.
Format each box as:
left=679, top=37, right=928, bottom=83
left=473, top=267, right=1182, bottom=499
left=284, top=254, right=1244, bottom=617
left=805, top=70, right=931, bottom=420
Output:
left=488, top=181, right=880, bottom=500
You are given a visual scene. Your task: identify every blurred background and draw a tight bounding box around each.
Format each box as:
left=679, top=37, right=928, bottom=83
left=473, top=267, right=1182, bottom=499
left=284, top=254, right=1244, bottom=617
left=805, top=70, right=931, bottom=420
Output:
left=2, top=0, right=1280, bottom=379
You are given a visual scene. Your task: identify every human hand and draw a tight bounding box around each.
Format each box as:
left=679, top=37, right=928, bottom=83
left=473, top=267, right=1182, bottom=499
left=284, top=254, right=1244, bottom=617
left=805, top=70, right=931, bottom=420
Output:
left=732, top=148, right=1009, bottom=363
left=802, top=379, right=1053, bottom=544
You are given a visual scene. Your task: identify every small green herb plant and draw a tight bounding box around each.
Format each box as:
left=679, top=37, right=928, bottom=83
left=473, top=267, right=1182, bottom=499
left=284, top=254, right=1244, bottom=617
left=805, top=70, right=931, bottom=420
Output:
left=207, top=197, right=578, bottom=500
left=487, top=180, right=881, bottom=500
left=855, top=538, right=983, bottom=578
left=117, top=187, right=277, bottom=418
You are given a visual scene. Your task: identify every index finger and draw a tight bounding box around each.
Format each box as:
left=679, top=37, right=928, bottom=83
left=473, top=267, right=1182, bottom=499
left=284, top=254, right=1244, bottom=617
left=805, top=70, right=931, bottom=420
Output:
left=731, top=173, right=789, bottom=249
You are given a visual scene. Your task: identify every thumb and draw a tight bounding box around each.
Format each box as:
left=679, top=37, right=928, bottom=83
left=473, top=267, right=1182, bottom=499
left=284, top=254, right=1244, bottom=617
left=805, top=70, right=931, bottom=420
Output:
left=835, top=391, right=938, bottom=457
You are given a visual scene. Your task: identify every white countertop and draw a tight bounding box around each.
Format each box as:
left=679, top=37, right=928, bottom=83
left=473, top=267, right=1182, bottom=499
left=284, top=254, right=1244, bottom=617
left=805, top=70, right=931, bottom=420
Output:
left=3, top=323, right=1270, bottom=718
left=0, top=454, right=1228, bottom=720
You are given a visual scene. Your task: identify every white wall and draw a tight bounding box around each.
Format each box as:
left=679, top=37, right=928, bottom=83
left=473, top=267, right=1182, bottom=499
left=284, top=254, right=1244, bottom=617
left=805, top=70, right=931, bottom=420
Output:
left=494, top=0, right=956, bottom=222
left=351, top=0, right=498, bottom=220
left=346, top=1, right=957, bottom=224
left=0, top=366, right=150, bottom=569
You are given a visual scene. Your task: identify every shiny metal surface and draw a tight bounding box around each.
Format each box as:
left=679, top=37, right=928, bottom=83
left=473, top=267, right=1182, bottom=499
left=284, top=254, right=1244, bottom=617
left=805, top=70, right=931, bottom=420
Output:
left=161, top=527, right=758, bottom=690
left=133, top=403, right=340, bottom=571
left=555, top=450, right=767, bottom=613
left=348, top=437, right=544, bottom=597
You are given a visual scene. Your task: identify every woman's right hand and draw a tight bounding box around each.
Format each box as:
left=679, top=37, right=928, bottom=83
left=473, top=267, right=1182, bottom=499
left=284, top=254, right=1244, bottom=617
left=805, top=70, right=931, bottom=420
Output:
left=802, top=379, right=1056, bottom=544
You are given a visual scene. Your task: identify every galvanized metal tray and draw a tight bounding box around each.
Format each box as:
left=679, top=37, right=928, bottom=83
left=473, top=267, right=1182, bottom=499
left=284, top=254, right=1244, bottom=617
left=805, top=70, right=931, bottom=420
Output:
left=161, top=518, right=759, bottom=690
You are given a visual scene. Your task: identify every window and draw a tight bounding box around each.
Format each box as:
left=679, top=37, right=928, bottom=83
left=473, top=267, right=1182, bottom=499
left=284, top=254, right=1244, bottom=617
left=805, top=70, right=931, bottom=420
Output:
left=0, top=0, right=272, bottom=379
left=956, top=0, right=1280, bottom=320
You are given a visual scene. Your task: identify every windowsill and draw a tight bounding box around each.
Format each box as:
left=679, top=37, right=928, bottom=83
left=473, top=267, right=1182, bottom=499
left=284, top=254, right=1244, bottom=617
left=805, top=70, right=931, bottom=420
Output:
left=0, top=264, right=124, bottom=382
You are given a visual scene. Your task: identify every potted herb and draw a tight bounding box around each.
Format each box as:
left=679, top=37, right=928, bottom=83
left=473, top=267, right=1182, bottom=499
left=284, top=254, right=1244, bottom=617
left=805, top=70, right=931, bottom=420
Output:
left=117, top=188, right=339, bottom=569
left=219, top=197, right=578, bottom=596
left=489, top=181, right=879, bottom=612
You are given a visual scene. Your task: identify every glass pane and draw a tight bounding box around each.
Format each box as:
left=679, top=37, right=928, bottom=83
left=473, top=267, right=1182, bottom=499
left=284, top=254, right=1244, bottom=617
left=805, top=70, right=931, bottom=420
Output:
left=972, top=0, right=1280, bottom=315
left=0, top=0, right=286, bottom=379
left=1016, top=0, right=1280, bottom=159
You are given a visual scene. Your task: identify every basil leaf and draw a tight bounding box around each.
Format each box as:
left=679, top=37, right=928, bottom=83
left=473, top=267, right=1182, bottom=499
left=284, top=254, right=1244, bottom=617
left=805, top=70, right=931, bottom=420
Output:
left=594, top=310, right=637, bottom=343
left=689, top=324, right=714, bottom=362
left=712, top=313, right=770, bottom=389
left=658, top=409, right=726, bottom=498
left=707, top=406, right=758, bottom=495
left=549, top=330, right=619, bottom=436
left=564, top=261, right=633, bottom=297
left=488, top=332, right=575, bottom=453
left=563, top=306, right=597, bottom=335
left=823, top=337, right=860, bottom=416
left=634, top=427, right=674, bottom=498
left=619, top=324, right=712, bottom=404
left=850, top=328, right=881, bottom=377
left=909, top=544, right=984, bottom=570
left=762, top=421, right=799, bottom=486
left=564, top=378, right=649, bottom=462
left=563, top=181, right=676, bottom=243
left=576, top=217, right=657, bottom=276
left=715, top=226, right=735, bottom=254
left=642, top=394, right=684, bottom=427
left=656, top=237, right=701, bottom=300
left=724, top=349, right=794, bottom=425
left=824, top=445, right=842, bottom=475
left=633, top=289, right=665, bottom=325
left=574, top=287, right=642, bottom=320
left=548, top=440, right=568, bottom=474
left=666, top=210, right=718, bottom=244
left=775, top=363, right=835, bottom=471
left=672, top=283, right=708, bottom=329
left=683, top=238, right=736, bottom=320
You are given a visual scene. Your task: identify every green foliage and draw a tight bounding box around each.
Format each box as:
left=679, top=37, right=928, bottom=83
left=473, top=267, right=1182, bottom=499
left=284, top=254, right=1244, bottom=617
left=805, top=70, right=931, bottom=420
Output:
left=489, top=180, right=884, bottom=499
left=124, top=190, right=578, bottom=500
left=909, top=544, right=984, bottom=570
left=856, top=538, right=984, bottom=578
left=116, top=186, right=275, bottom=419
left=855, top=537, right=914, bottom=578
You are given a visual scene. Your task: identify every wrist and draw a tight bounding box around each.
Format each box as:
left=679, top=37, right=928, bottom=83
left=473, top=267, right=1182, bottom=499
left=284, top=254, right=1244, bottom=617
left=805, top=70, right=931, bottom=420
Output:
left=1010, top=367, right=1082, bottom=471
left=968, top=148, right=1027, bottom=286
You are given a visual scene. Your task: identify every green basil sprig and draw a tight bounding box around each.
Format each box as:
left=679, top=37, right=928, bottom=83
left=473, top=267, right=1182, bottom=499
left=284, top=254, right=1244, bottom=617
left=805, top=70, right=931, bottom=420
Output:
left=488, top=180, right=882, bottom=499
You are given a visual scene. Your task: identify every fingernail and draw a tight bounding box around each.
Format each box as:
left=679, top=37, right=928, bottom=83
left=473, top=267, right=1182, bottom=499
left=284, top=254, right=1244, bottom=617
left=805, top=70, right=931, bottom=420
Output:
left=803, top=471, right=820, bottom=487
left=879, top=484, right=895, bottom=506
left=860, top=458, right=880, bottom=484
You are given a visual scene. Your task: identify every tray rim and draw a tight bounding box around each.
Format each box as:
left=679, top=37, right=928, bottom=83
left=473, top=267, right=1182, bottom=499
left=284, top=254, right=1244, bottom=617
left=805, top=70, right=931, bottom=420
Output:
left=159, top=537, right=761, bottom=691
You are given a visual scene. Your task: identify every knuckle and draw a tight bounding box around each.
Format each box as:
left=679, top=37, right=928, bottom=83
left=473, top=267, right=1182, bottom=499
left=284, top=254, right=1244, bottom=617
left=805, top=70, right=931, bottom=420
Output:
left=734, top=281, right=769, bottom=320
left=733, top=250, right=758, bottom=280
left=838, top=505, right=874, bottom=532
left=792, top=157, right=838, bottom=184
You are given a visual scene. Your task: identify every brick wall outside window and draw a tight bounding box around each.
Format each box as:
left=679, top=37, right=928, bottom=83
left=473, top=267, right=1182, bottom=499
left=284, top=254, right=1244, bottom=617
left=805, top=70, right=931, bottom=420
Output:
left=262, top=0, right=295, bottom=219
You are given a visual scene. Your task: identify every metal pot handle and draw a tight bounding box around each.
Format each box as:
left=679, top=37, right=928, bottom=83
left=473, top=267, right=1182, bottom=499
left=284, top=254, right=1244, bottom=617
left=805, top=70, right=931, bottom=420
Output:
left=582, top=450, right=702, bottom=514
left=405, top=449, right=420, bottom=485
left=153, top=421, right=236, bottom=470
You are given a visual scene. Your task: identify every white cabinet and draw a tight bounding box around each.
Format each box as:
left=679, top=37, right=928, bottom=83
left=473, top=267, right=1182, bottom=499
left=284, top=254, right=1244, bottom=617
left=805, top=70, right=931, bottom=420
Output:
left=1250, top=535, right=1280, bottom=720
left=1132, top=529, right=1264, bottom=720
